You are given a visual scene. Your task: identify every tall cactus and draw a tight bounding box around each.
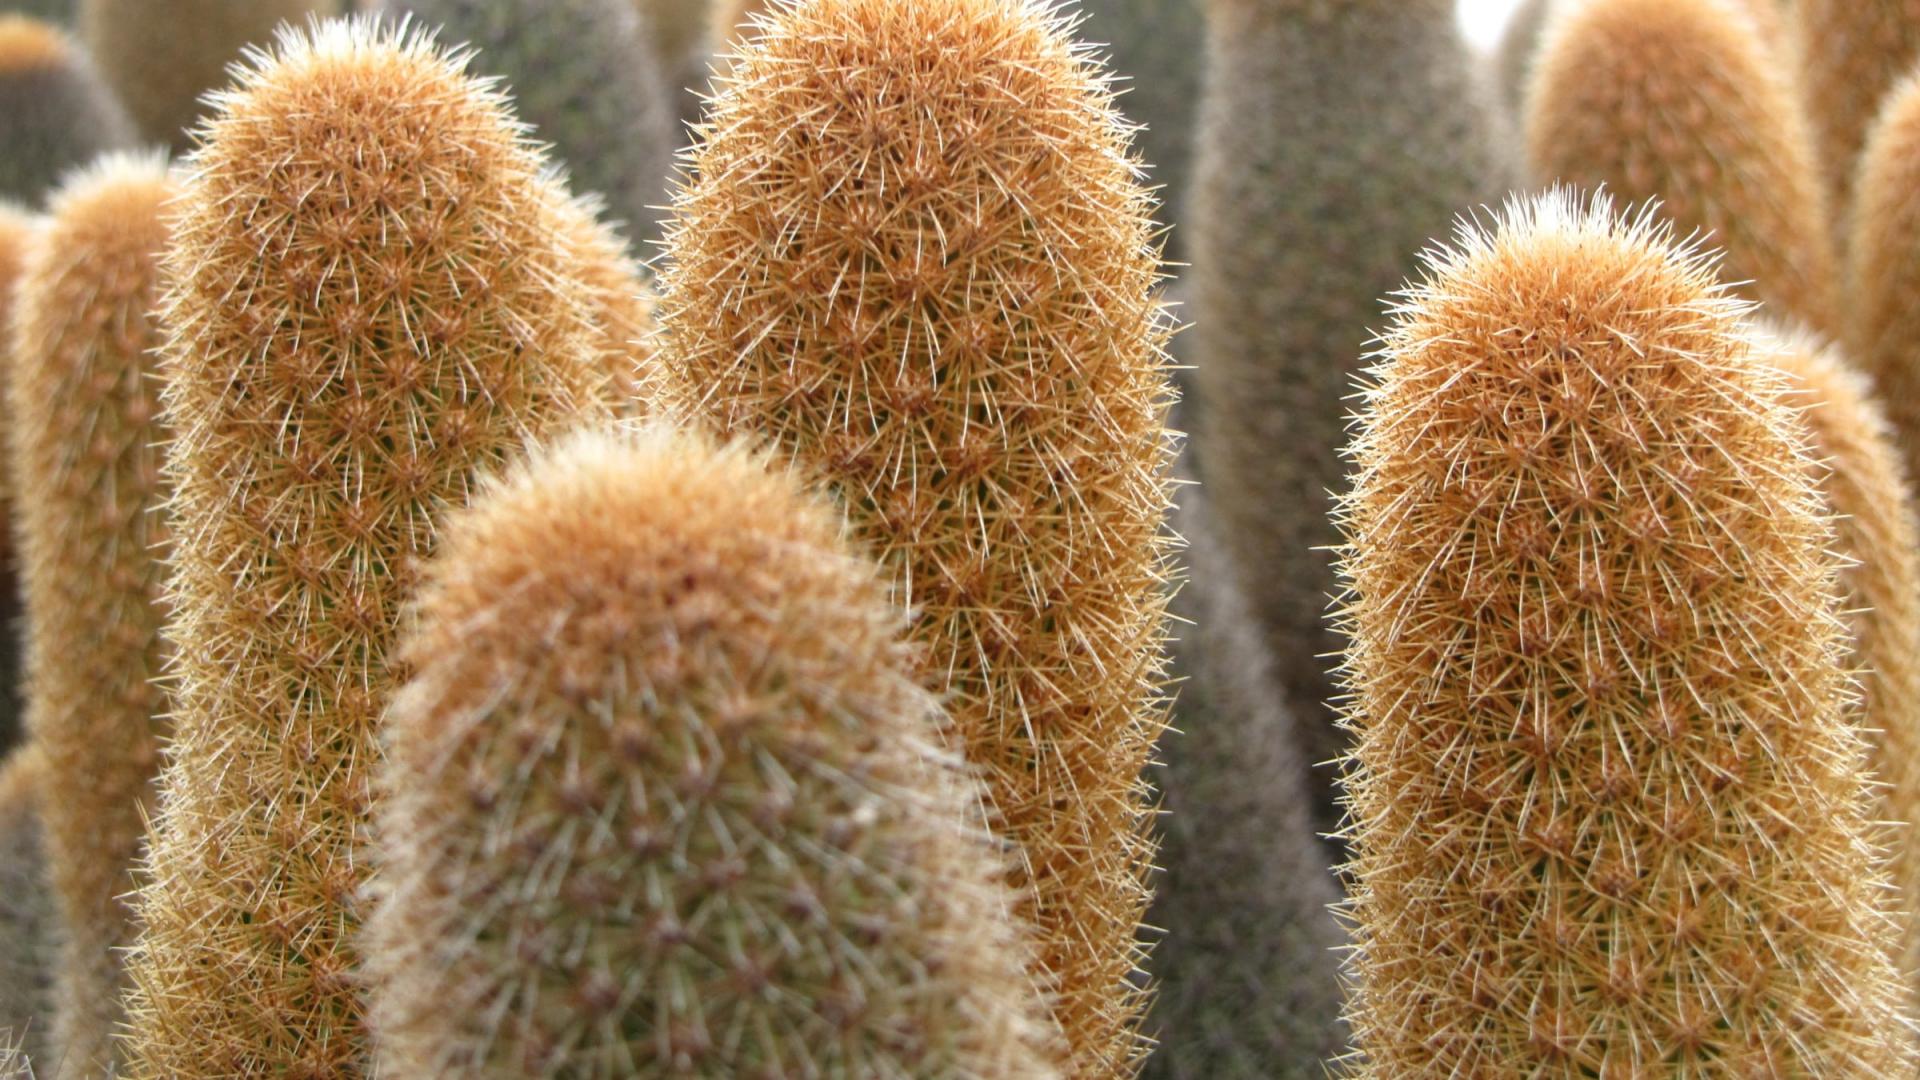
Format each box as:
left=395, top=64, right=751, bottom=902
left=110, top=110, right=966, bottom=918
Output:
left=121, top=19, right=608, bottom=1077
left=657, top=0, right=1176, bottom=1072
left=1796, top=0, right=1920, bottom=235
left=0, top=203, right=40, bottom=756
left=80, top=0, right=337, bottom=151
left=366, top=428, right=1064, bottom=1078
left=1189, top=0, right=1517, bottom=831
left=1527, top=0, right=1836, bottom=333
left=367, top=0, right=677, bottom=242
left=1769, top=326, right=1920, bottom=1008
left=1849, top=71, right=1920, bottom=485
left=0, top=749, right=50, bottom=1075
left=0, top=15, right=130, bottom=205
left=8, top=151, right=175, bottom=1078
left=1335, top=189, right=1916, bottom=1075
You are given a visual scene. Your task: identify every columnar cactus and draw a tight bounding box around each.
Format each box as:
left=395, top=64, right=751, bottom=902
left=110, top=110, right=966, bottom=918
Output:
left=366, top=427, right=1064, bottom=1078
left=8, top=151, right=175, bottom=1078
left=0, top=16, right=131, bottom=204
left=0, top=204, right=40, bottom=755
left=1528, top=0, right=1836, bottom=333
left=1494, top=0, right=1554, bottom=118
left=121, top=20, right=608, bottom=1077
left=1769, top=327, right=1920, bottom=1008
left=1796, top=0, right=1920, bottom=232
left=0, top=749, right=50, bottom=1074
left=1190, top=0, right=1517, bottom=829
left=1142, top=482, right=1346, bottom=1080
left=657, top=1, right=1176, bottom=1072
left=368, top=0, right=677, bottom=242
left=1849, top=72, right=1920, bottom=483
left=1335, top=190, right=1917, bottom=1075
left=545, top=183, right=662, bottom=416
left=79, top=0, right=338, bottom=150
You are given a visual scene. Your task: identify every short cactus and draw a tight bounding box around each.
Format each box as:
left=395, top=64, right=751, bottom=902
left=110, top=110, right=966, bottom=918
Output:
left=0, top=16, right=131, bottom=204
left=0, top=203, right=41, bottom=755
left=367, top=0, right=677, bottom=242
left=8, top=151, right=175, bottom=1078
left=365, top=427, right=1064, bottom=1078
left=0, top=749, right=50, bottom=1074
left=1796, top=0, right=1920, bottom=232
left=657, top=1, right=1176, bottom=1072
left=1527, top=0, right=1836, bottom=333
left=1335, top=189, right=1917, bottom=1075
left=1848, top=71, right=1920, bottom=485
left=121, top=19, right=608, bottom=1077
left=1189, top=0, right=1517, bottom=832
left=1768, top=326, right=1920, bottom=1009
left=1142, top=480, right=1346, bottom=1080
left=79, top=0, right=338, bottom=150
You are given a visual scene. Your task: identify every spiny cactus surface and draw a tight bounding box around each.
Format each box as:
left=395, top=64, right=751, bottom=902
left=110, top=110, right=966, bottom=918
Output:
left=1335, top=190, right=1917, bottom=1075
left=1189, top=0, right=1517, bottom=835
left=544, top=182, right=661, bottom=416
left=0, top=16, right=131, bottom=204
left=658, top=1, right=1176, bottom=1072
left=1797, top=0, right=1920, bottom=235
left=121, top=19, right=607, bottom=1077
left=8, top=151, right=174, bottom=1079
left=1849, top=71, right=1920, bottom=487
left=1528, top=0, right=1836, bottom=333
left=367, top=427, right=1064, bottom=1079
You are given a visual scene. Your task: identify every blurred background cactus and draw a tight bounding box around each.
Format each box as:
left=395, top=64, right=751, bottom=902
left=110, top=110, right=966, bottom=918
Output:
left=0, top=748, right=49, bottom=1075
left=0, top=16, right=130, bottom=205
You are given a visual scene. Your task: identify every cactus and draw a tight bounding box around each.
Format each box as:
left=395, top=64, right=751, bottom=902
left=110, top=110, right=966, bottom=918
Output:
left=635, top=0, right=709, bottom=132
left=1189, top=0, right=1517, bottom=834
left=365, top=427, right=1064, bottom=1078
left=79, top=0, right=338, bottom=150
left=1334, top=189, right=1917, bottom=1075
left=1527, top=0, right=1836, bottom=334
left=1141, top=479, right=1346, bottom=1080
left=0, top=749, right=50, bottom=1075
left=1796, top=0, right=1920, bottom=234
left=1767, top=326, right=1920, bottom=1011
left=0, top=204, right=40, bottom=756
left=657, top=1, right=1176, bottom=1072
left=1848, top=71, right=1920, bottom=487
left=0, top=16, right=131, bottom=205
left=708, top=0, right=763, bottom=45
left=367, top=0, right=677, bottom=242
left=7, top=151, right=174, bottom=1078
left=1495, top=0, right=1554, bottom=119
left=120, top=19, right=609, bottom=1077
left=546, top=184, right=662, bottom=416
left=6, top=1, right=73, bottom=25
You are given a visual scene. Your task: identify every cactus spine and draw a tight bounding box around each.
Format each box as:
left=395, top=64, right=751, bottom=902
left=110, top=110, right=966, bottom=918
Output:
left=8, top=152, right=175, bottom=1078
left=366, top=427, right=1064, bottom=1078
left=1768, top=327, right=1920, bottom=1009
left=1796, top=0, right=1920, bottom=233
left=0, top=749, right=50, bottom=1074
left=1848, top=72, right=1920, bottom=486
left=1335, top=190, right=1917, bottom=1074
left=0, top=16, right=131, bottom=205
left=1190, top=0, right=1517, bottom=831
left=658, top=1, right=1175, bottom=1072
left=1527, top=0, right=1836, bottom=333
left=121, top=20, right=608, bottom=1076
left=369, top=0, right=677, bottom=242
left=80, top=0, right=338, bottom=150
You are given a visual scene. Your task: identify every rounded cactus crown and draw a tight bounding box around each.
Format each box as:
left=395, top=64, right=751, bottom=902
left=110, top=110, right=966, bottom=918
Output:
left=1335, top=189, right=1916, bottom=1074
left=0, top=16, right=72, bottom=71
left=368, top=427, right=1063, bottom=1078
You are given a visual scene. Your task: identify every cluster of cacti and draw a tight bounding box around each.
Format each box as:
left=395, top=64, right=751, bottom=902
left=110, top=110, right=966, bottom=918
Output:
left=367, top=427, right=1065, bottom=1077
left=120, top=19, right=608, bottom=1075
left=0, top=15, right=130, bottom=204
left=657, top=0, right=1176, bottom=1071
left=1526, top=0, right=1837, bottom=332
left=8, top=151, right=175, bottom=1077
left=1336, top=189, right=1916, bottom=1074
left=364, top=0, right=677, bottom=242
left=1188, top=0, right=1517, bottom=838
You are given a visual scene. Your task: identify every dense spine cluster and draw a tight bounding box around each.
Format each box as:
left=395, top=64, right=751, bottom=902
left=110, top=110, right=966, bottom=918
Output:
left=121, top=20, right=607, bottom=1077
left=1189, top=0, right=1517, bottom=829
left=1849, top=72, right=1920, bottom=483
left=1335, top=191, right=1916, bottom=1075
left=0, top=749, right=50, bottom=1075
left=0, top=15, right=131, bottom=204
left=367, top=428, right=1064, bottom=1078
left=657, top=1, right=1175, bottom=1072
left=1527, top=0, right=1836, bottom=332
left=8, top=152, right=176, bottom=1078
left=1768, top=328, right=1920, bottom=1009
